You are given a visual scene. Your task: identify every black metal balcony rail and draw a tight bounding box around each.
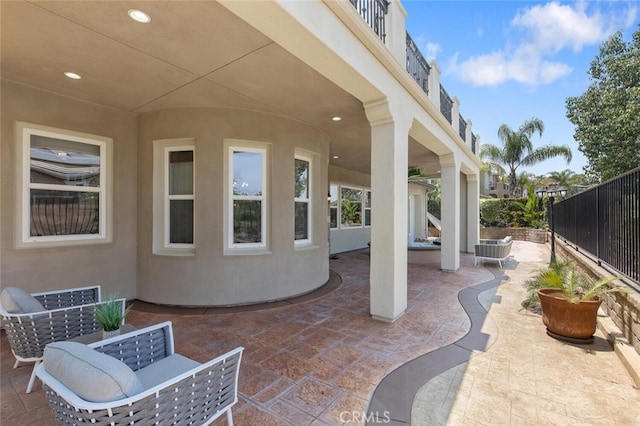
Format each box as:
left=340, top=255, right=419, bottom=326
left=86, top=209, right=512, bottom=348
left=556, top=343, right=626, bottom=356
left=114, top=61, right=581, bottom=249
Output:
left=439, top=84, right=452, bottom=124
left=554, top=167, right=639, bottom=285
left=459, top=113, right=467, bottom=140
left=348, top=0, right=480, bottom=151
left=349, top=0, right=389, bottom=43
left=406, top=32, right=430, bottom=94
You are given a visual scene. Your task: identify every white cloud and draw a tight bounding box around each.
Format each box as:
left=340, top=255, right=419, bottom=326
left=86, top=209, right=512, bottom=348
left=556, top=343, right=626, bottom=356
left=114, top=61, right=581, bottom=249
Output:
left=511, top=1, right=608, bottom=53
left=450, top=1, right=634, bottom=87
left=424, top=42, right=441, bottom=60
left=454, top=45, right=572, bottom=87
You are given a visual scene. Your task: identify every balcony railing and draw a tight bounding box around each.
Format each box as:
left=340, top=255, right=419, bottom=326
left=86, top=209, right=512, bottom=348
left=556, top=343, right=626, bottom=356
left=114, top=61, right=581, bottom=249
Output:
left=459, top=113, right=467, bottom=140
left=349, top=0, right=480, bottom=149
left=439, top=85, right=452, bottom=124
left=406, top=32, right=430, bottom=95
left=349, top=0, right=389, bottom=43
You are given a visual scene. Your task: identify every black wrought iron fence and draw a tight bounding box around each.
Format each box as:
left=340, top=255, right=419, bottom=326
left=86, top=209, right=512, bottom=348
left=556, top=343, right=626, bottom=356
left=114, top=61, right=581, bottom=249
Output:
left=349, top=0, right=389, bottom=43
left=406, top=32, right=430, bottom=94
left=439, top=85, right=452, bottom=124
left=459, top=114, right=467, bottom=140
left=554, top=167, right=639, bottom=284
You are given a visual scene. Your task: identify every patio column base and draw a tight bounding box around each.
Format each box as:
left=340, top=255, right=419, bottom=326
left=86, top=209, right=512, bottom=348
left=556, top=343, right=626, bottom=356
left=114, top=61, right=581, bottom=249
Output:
left=371, top=310, right=406, bottom=323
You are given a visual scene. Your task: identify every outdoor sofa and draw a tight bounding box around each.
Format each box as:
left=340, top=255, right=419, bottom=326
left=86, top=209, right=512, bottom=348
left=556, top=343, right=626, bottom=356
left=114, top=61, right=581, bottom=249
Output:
left=0, top=285, right=125, bottom=393
left=36, top=321, right=244, bottom=426
left=474, top=236, right=513, bottom=268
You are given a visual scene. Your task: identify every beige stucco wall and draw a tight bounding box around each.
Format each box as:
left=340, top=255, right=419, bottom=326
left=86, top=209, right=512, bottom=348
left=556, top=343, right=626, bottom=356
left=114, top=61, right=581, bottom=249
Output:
left=136, top=108, right=330, bottom=306
left=0, top=81, right=137, bottom=299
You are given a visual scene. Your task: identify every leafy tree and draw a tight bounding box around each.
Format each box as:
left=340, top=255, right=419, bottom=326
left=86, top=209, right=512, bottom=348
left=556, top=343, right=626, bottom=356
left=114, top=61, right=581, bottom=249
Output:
left=547, top=169, right=576, bottom=189
left=516, top=171, right=536, bottom=196
left=480, top=117, right=572, bottom=196
left=566, top=25, right=640, bottom=182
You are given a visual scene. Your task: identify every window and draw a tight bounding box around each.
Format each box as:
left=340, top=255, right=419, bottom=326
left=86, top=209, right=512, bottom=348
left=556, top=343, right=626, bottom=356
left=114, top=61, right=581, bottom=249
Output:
left=228, top=144, right=267, bottom=249
left=294, top=154, right=311, bottom=244
left=153, top=139, right=194, bottom=255
left=329, top=184, right=339, bottom=229
left=340, top=186, right=363, bottom=228
left=16, top=122, right=112, bottom=248
left=364, top=190, right=372, bottom=226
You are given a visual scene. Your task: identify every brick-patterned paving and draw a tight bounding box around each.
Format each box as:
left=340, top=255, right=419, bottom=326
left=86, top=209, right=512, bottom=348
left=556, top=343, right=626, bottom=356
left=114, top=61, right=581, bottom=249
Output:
left=1, top=250, right=491, bottom=425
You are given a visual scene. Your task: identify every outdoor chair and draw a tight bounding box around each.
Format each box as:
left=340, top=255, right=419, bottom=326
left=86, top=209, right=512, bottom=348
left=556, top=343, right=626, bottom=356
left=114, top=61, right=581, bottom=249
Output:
left=36, top=321, right=244, bottom=426
left=0, top=285, right=124, bottom=393
left=474, top=236, right=513, bottom=268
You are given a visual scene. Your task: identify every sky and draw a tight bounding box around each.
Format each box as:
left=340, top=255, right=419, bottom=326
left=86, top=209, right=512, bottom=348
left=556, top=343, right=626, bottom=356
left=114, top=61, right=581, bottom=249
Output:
left=402, top=0, right=639, bottom=177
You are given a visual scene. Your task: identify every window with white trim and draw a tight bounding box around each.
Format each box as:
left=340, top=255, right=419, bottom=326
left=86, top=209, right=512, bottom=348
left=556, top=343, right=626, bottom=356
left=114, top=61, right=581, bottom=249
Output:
left=16, top=122, right=112, bottom=248
left=364, top=190, right=372, bottom=227
left=229, top=145, right=267, bottom=249
left=340, top=186, right=363, bottom=228
left=329, top=184, right=339, bottom=229
left=294, top=154, right=312, bottom=244
left=153, top=139, right=194, bottom=255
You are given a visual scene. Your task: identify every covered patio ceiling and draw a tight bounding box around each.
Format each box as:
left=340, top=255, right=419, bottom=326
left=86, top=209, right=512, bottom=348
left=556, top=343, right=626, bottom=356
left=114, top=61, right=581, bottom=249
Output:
left=1, top=1, right=440, bottom=177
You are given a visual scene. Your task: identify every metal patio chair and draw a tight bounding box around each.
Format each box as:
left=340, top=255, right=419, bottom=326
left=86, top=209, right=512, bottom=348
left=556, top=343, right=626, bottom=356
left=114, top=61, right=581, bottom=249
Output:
left=0, top=285, right=124, bottom=393
left=36, top=321, right=243, bottom=426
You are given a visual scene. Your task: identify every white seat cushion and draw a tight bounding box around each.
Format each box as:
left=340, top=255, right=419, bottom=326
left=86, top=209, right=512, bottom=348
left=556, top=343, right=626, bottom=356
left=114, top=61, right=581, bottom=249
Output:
left=135, top=354, right=200, bottom=390
left=44, top=342, right=144, bottom=402
left=0, top=287, right=45, bottom=313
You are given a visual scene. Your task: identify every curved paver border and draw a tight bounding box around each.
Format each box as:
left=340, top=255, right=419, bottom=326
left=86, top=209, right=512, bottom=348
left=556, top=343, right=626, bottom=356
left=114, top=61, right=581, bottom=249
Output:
left=366, top=268, right=504, bottom=425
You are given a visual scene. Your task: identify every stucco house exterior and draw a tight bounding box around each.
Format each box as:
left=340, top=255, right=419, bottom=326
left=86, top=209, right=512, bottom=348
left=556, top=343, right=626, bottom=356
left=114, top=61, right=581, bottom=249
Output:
left=1, top=0, right=482, bottom=322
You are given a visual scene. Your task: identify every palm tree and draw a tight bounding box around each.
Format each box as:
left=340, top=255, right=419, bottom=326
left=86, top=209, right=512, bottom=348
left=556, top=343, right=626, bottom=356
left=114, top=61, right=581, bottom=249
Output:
left=480, top=117, right=572, bottom=196
left=548, top=169, right=576, bottom=189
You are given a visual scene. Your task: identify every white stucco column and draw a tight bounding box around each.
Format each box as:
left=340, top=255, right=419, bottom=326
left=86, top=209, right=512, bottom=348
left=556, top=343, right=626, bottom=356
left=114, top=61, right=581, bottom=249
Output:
left=465, top=119, right=473, bottom=150
left=428, top=60, right=441, bottom=109
left=466, top=174, right=480, bottom=253
left=440, top=154, right=460, bottom=271
left=452, top=97, right=460, bottom=136
left=365, top=99, right=410, bottom=322
left=386, top=0, right=407, bottom=65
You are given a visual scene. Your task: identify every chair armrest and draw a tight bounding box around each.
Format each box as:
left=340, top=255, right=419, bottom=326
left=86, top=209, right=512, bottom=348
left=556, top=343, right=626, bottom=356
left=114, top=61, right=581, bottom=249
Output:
left=89, top=321, right=174, bottom=371
left=32, top=285, right=101, bottom=310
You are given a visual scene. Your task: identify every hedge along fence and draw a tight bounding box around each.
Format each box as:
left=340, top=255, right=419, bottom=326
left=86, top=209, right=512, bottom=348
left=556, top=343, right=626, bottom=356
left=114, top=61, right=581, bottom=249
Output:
left=480, top=197, right=546, bottom=229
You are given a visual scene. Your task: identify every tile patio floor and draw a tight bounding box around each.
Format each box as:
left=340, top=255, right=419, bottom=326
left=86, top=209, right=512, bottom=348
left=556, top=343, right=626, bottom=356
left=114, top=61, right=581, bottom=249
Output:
left=2, top=242, right=639, bottom=425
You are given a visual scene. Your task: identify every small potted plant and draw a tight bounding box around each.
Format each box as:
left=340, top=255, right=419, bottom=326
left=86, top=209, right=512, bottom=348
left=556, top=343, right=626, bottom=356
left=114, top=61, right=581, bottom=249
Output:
left=521, top=260, right=625, bottom=343
left=93, top=294, right=131, bottom=339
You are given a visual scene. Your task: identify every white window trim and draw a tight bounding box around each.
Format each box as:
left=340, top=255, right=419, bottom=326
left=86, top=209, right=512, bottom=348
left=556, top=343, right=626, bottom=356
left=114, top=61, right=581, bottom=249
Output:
left=294, top=152, right=312, bottom=247
left=329, top=183, right=339, bottom=230
left=224, top=140, right=270, bottom=254
left=14, top=121, right=113, bottom=249
left=153, top=138, right=195, bottom=256
left=340, top=185, right=365, bottom=229
left=364, top=189, right=372, bottom=228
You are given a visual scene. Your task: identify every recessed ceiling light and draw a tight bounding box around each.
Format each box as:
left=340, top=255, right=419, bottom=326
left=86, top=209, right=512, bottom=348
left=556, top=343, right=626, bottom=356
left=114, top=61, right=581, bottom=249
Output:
left=128, top=9, right=151, bottom=23
left=332, top=155, right=339, bottom=159
left=331, top=116, right=342, bottom=121
left=64, top=72, right=82, bottom=80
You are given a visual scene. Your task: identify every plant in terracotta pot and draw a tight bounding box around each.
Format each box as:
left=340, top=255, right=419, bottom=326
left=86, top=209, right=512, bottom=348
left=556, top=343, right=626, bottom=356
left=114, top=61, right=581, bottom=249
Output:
left=521, top=260, right=625, bottom=344
left=93, top=294, right=131, bottom=339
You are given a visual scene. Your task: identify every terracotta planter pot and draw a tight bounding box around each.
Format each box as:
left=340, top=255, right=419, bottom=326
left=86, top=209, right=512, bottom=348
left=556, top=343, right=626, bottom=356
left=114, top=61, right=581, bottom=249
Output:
left=537, top=289, right=602, bottom=342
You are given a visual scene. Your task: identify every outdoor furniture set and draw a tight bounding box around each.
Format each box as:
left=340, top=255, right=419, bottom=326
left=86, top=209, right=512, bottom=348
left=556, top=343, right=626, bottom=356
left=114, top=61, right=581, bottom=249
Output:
left=1, top=285, right=243, bottom=425
left=474, top=236, right=513, bottom=268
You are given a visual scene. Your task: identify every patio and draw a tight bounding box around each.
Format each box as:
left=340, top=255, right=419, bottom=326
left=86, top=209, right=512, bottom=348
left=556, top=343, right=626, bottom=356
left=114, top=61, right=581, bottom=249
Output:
left=2, top=241, right=639, bottom=425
